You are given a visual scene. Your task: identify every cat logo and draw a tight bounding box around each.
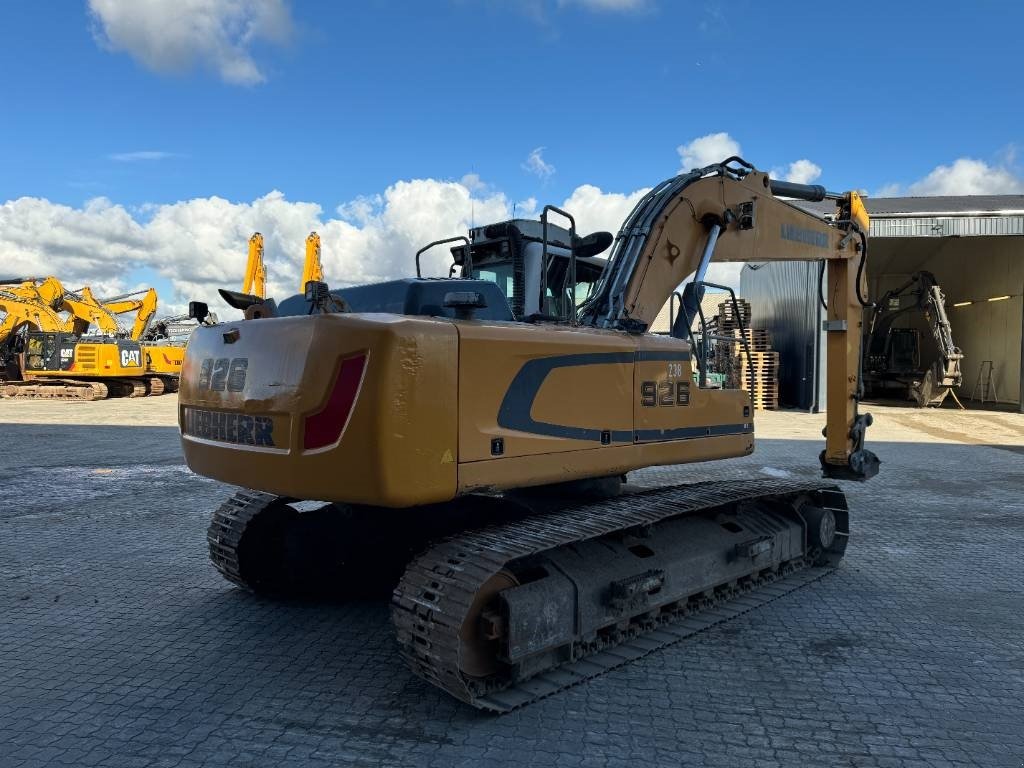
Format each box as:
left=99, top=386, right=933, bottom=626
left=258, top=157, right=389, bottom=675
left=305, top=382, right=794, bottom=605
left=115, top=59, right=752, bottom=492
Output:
left=120, top=349, right=142, bottom=367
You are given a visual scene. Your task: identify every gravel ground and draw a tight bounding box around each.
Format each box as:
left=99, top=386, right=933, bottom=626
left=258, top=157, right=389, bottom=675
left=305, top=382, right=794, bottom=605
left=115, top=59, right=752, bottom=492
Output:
left=1, top=398, right=1022, bottom=768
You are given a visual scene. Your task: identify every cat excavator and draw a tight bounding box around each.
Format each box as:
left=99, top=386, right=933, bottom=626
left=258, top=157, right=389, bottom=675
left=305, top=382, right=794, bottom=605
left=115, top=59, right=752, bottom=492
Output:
left=100, top=287, right=184, bottom=395
left=0, top=277, right=149, bottom=399
left=180, top=159, right=878, bottom=710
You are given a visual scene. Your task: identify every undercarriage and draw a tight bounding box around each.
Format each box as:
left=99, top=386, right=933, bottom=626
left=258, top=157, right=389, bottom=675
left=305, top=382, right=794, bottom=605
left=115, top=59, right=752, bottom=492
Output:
left=206, top=477, right=848, bottom=712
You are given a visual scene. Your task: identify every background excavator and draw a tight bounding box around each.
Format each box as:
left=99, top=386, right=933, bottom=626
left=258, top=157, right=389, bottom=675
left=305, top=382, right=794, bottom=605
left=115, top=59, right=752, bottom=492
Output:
left=101, top=287, right=185, bottom=394
left=863, top=270, right=963, bottom=407
left=0, top=277, right=187, bottom=399
left=1, top=276, right=149, bottom=399
left=180, top=159, right=878, bottom=710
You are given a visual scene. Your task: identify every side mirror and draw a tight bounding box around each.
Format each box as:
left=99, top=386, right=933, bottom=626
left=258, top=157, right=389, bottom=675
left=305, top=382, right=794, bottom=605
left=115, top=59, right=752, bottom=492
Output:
left=188, top=301, right=210, bottom=324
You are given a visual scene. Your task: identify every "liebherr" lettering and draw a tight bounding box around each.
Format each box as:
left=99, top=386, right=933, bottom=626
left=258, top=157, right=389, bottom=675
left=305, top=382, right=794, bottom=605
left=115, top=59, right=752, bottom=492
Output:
left=183, top=408, right=274, bottom=447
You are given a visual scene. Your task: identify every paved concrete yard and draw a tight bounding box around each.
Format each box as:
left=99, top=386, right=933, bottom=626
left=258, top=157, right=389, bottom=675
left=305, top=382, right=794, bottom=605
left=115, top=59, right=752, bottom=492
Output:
left=1, top=398, right=1023, bottom=768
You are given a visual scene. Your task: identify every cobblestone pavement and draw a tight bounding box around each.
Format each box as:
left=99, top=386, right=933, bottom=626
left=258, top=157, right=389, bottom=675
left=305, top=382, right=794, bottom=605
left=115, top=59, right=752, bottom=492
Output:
left=1, top=407, right=1023, bottom=768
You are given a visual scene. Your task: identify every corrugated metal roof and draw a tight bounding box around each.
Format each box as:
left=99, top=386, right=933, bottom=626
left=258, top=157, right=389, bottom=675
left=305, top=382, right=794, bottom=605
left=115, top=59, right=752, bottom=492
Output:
left=788, top=195, right=1024, bottom=238
left=792, top=195, right=1024, bottom=217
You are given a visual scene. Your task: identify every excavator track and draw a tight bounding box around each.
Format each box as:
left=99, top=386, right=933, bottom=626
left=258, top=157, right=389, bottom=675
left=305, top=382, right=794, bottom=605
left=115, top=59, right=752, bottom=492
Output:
left=207, top=490, right=295, bottom=591
left=391, top=478, right=848, bottom=712
left=145, top=376, right=166, bottom=397
left=117, top=378, right=149, bottom=397
left=1, top=379, right=109, bottom=400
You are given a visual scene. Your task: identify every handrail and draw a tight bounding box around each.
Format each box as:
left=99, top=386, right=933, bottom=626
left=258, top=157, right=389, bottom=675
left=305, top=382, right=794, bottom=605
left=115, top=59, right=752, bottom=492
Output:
left=540, top=205, right=577, bottom=324
left=416, top=236, right=471, bottom=278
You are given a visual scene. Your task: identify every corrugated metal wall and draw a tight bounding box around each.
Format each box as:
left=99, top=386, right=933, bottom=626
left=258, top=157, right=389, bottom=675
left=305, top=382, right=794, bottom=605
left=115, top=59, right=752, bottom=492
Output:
left=871, top=215, right=1024, bottom=238
left=740, top=262, right=825, bottom=411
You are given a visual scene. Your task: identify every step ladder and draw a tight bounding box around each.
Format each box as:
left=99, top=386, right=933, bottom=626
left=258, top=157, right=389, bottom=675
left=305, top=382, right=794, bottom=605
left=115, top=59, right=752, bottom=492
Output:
left=971, top=360, right=999, bottom=403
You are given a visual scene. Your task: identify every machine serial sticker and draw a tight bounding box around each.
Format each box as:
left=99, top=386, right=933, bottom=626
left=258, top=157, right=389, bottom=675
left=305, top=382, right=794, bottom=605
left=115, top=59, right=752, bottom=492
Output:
left=780, top=223, right=829, bottom=249
left=182, top=408, right=274, bottom=447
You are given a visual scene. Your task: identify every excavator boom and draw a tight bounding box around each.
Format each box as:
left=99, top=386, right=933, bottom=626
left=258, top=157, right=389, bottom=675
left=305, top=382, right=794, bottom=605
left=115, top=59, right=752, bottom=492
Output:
left=582, top=160, right=875, bottom=478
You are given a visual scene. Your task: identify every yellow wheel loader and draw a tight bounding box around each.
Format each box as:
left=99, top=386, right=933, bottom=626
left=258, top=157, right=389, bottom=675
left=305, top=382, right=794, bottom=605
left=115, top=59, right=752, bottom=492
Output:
left=180, top=159, right=878, bottom=710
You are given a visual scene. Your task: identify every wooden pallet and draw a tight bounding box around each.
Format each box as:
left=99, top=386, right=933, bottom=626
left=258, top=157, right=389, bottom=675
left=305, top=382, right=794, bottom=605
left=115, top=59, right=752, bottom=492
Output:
left=717, top=299, right=751, bottom=322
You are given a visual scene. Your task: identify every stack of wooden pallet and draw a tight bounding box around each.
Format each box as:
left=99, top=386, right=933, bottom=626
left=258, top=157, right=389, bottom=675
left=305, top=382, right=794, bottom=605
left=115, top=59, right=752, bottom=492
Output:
left=710, top=299, right=780, bottom=410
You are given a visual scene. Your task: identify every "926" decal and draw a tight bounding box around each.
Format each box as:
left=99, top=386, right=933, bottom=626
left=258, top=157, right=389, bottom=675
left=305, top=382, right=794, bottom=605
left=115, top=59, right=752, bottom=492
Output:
left=640, top=380, right=690, bottom=407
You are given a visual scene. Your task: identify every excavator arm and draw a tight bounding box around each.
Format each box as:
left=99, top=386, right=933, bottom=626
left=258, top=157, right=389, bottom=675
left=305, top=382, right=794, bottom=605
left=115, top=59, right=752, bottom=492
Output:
left=302, top=231, right=323, bottom=291
left=0, top=290, right=73, bottom=341
left=96, top=288, right=159, bottom=340
left=61, top=286, right=126, bottom=336
left=242, top=233, right=267, bottom=299
left=0, top=277, right=75, bottom=341
left=581, top=159, right=877, bottom=480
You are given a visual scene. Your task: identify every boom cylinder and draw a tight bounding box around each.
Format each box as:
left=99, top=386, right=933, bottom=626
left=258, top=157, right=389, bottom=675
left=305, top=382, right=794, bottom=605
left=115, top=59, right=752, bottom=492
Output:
left=768, top=180, right=838, bottom=202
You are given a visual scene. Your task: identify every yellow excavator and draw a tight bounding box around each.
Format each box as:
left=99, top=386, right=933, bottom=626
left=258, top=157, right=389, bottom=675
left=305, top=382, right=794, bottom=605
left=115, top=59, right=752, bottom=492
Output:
left=180, top=159, right=878, bottom=710
left=99, top=287, right=185, bottom=394
left=0, top=277, right=149, bottom=399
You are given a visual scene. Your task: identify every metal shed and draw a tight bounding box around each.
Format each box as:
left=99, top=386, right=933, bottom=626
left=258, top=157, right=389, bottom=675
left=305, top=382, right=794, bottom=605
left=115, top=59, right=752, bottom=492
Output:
left=740, top=195, right=1024, bottom=412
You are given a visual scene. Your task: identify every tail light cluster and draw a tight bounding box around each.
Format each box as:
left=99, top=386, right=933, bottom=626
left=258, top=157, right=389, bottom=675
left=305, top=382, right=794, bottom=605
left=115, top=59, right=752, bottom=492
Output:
left=303, top=353, right=367, bottom=450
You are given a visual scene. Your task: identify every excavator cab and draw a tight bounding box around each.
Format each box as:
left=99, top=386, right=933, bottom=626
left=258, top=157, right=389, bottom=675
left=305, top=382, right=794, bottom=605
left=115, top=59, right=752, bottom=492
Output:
left=448, top=218, right=613, bottom=321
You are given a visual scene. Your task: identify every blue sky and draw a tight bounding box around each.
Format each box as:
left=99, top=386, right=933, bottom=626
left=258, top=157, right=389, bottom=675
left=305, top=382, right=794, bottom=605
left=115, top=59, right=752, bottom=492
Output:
left=1, top=0, right=1022, bottom=311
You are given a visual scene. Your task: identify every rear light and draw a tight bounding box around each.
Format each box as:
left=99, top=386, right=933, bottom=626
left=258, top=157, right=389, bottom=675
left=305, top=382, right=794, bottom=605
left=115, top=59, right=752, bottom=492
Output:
left=303, top=353, right=367, bottom=450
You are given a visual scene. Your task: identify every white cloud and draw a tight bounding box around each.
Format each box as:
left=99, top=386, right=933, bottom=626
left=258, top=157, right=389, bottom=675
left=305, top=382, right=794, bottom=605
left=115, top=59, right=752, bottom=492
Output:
left=460, top=173, right=487, bottom=192
left=781, top=159, right=822, bottom=185
left=0, top=180, right=519, bottom=319
left=108, top=150, right=176, bottom=162
left=88, top=0, right=294, bottom=86
left=561, top=184, right=648, bottom=237
left=14, top=132, right=832, bottom=322
left=677, top=132, right=742, bottom=171
left=894, top=158, right=1024, bottom=196
left=522, top=147, right=556, bottom=179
